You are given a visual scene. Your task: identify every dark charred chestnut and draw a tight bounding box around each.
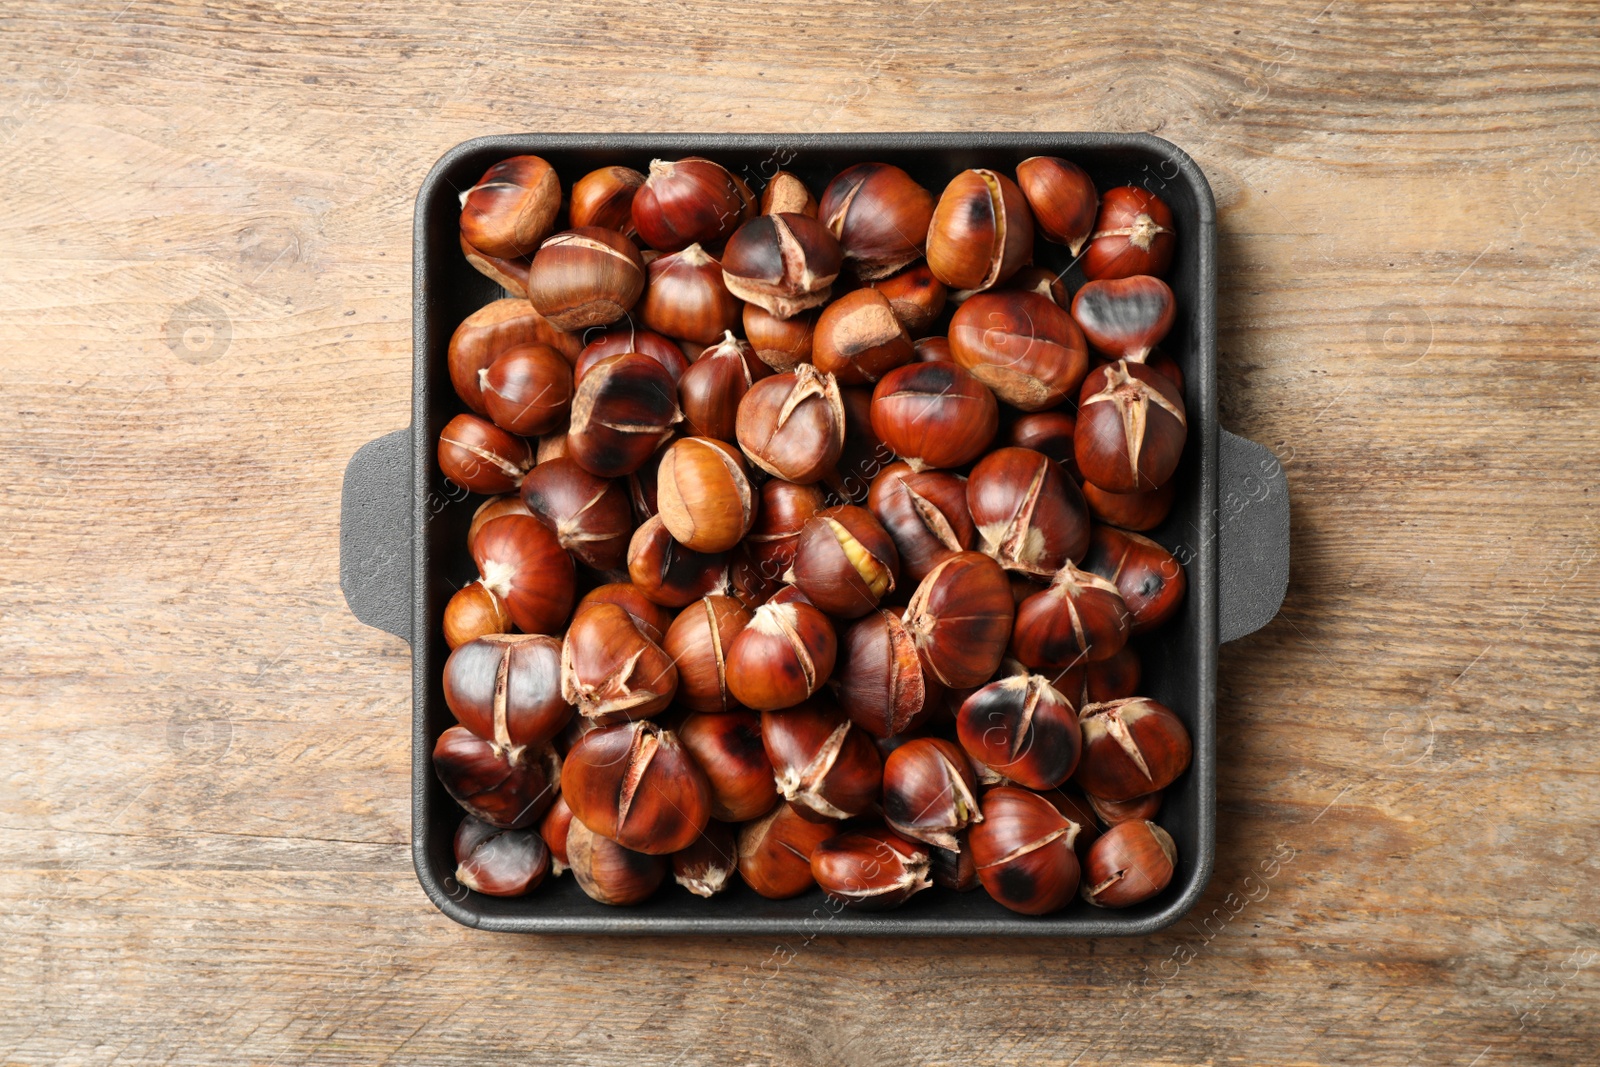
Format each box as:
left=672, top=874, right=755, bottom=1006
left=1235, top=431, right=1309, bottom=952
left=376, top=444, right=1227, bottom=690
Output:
left=566, top=353, right=681, bottom=478
left=956, top=673, right=1082, bottom=790
left=969, top=786, right=1082, bottom=915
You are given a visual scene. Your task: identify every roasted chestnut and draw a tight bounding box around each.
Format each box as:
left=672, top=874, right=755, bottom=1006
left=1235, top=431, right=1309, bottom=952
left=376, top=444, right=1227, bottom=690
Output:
left=656, top=436, right=756, bottom=553
left=956, top=673, right=1082, bottom=789
left=525, top=227, right=646, bottom=331
left=742, top=479, right=828, bottom=581
left=539, top=794, right=574, bottom=874
left=1010, top=560, right=1131, bottom=668
left=761, top=699, right=882, bottom=820
left=673, top=821, right=739, bottom=897
left=818, top=162, right=935, bottom=280
left=639, top=244, right=742, bottom=344
left=438, top=413, right=533, bottom=495
left=866, top=464, right=975, bottom=584
left=969, top=786, right=1082, bottom=915
left=743, top=303, right=816, bottom=372
left=663, top=595, right=753, bottom=714
left=1081, top=479, right=1176, bottom=532
left=1039, top=787, right=1103, bottom=864
left=443, top=580, right=513, bottom=649
left=811, top=828, right=931, bottom=909
left=1075, top=360, right=1187, bottom=493
left=449, top=298, right=582, bottom=414
left=459, top=155, right=560, bottom=259
left=1002, top=264, right=1070, bottom=308
left=479, top=342, right=573, bottom=437
left=468, top=494, right=534, bottom=554
left=1081, top=819, right=1176, bottom=907
left=577, top=582, right=673, bottom=645
left=948, top=291, right=1088, bottom=411
left=566, top=352, right=681, bottom=478
left=901, top=551, right=1014, bottom=689
left=1075, top=697, right=1192, bottom=801
left=461, top=232, right=530, bottom=296
left=735, top=364, right=847, bottom=484
left=559, top=602, right=677, bottom=723
left=812, top=288, right=914, bottom=385
left=573, top=324, right=690, bottom=385
left=445, top=632, right=572, bottom=759
left=835, top=609, right=940, bottom=739
left=563, top=719, right=711, bottom=854
left=520, top=457, right=634, bottom=571
left=1087, top=789, right=1164, bottom=827
left=678, top=709, right=777, bottom=822
left=926, top=168, right=1033, bottom=291
left=1084, top=186, right=1175, bottom=281
left=433, top=724, right=556, bottom=829
left=471, top=514, right=577, bottom=635
left=966, top=447, right=1091, bottom=577
left=868, top=361, right=997, bottom=472
left=631, top=157, right=749, bottom=253
left=626, top=514, right=730, bottom=607
left=724, top=600, right=837, bottom=711
left=570, top=165, right=646, bottom=235
left=721, top=213, right=842, bottom=318
left=1079, top=524, right=1186, bottom=632
left=1015, top=156, right=1098, bottom=255
left=1071, top=275, right=1175, bottom=363
left=566, top=818, right=669, bottom=905
left=454, top=816, right=549, bottom=897
left=866, top=260, right=947, bottom=337
left=881, top=737, right=981, bottom=850
left=787, top=505, right=898, bottom=618
left=760, top=170, right=818, bottom=217
left=913, top=336, right=952, bottom=363
left=678, top=332, right=758, bottom=442
left=736, top=801, right=837, bottom=899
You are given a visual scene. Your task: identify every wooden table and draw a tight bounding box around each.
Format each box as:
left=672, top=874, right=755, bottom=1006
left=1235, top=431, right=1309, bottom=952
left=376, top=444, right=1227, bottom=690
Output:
left=3, top=2, right=1596, bottom=1063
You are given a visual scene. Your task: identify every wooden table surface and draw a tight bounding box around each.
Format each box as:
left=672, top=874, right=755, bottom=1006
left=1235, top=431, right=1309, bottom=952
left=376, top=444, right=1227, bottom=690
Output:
left=3, top=2, right=1597, bottom=1064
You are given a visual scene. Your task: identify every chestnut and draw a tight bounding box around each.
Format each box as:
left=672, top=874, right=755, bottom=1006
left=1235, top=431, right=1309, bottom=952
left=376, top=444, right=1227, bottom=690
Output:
left=677, top=332, right=758, bottom=443
left=866, top=260, right=947, bottom=337
left=761, top=699, right=882, bottom=821
left=735, top=364, right=846, bottom=484
left=724, top=600, right=837, bottom=711
left=459, top=155, right=560, bottom=259
left=678, top=709, right=777, bottom=822
left=760, top=170, right=818, bottom=217
left=1071, top=275, right=1175, bottom=363
left=881, top=737, right=981, bottom=850
left=926, top=168, right=1033, bottom=292
left=866, top=464, right=974, bottom=584
left=912, top=336, right=952, bottom=363
left=1081, top=819, right=1176, bottom=907
left=566, top=818, right=669, bottom=905
left=1075, top=697, right=1192, bottom=801
left=824, top=385, right=893, bottom=506
left=443, top=580, right=512, bottom=649
left=639, top=244, right=742, bottom=344
left=835, top=609, right=940, bottom=739
left=901, top=551, right=1014, bottom=689
left=577, top=582, right=673, bottom=645
left=787, top=505, right=898, bottom=618
left=956, top=673, right=1081, bottom=789
left=563, top=719, right=712, bottom=854
left=819, top=162, right=935, bottom=280
left=468, top=494, right=534, bottom=554
left=743, top=479, right=827, bottom=581
left=949, top=291, right=1088, bottom=411
left=454, top=815, right=549, bottom=897
left=869, top=361, right=998, bottom=472
left=574, top=324, right=690, bottom=386
left=520, top=457, right=634, bottom=571
left=673, top=821, right=739, bottom=897
left=472, top=514, right=577, bottom=635
left=812, top=288, right=914, bottom=385
left=1079, top=524, right=1187, bottom=633
left=525, top=227, right=646, bottom=331
left=736, top=801, right=837, bottom=899
left=479, top=342, right=574, bottom=438
left=560, top=601, right=678, bottom=723
left=631, top=157, right=749, bottom=253
left=1075, top=360, right=1187, bottom=493
left=566, top=353, right=681, bottom=478
left=969, top=786, right=1082, bottom=915
left=433, top=724, right=556, bottom=829
left=449, top=298, right=581, bottom=414
left=655, top=437, right=756, bottom=553
left=539, top=794, right=574, bottom=874
left=626, top=514, right=730, bottom=607
left=1005, top=410, right=1079, bottom=478
left=743, top=303, right=816, bottom=373
left=461, top=232, right=530, bottom=296
left=1047, top=644, right=1142, bottom=708
left=570, top=165, right=646, bottom=235
left=811, top=828, right=932, bottom=910
left=1081, top=479, right=1176, bottom=532
left=445, top=633, right=573, bottom=757
left=1010, top=560, right=1131, bottom=669
left=930, top=832, right=981, bottom=892
left=967, top=447, right=1091, bottom=577
left=663, top=595, right=754, bottom=715
left=1087, top=789, right=1164, bottom=827
left=438, top=413, right=533, bottom=495
left=721, top=213, right=842, bottom=318
left=1084, top=186, right=1175, bottom=281
left=1015, top=156, right=1099, bottom=255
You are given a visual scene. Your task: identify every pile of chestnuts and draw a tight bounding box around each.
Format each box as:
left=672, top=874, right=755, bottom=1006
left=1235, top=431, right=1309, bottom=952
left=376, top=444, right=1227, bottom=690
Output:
left=436, top=152, right=1193, bottom=916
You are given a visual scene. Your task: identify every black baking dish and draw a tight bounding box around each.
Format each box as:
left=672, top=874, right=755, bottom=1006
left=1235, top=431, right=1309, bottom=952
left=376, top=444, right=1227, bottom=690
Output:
left=340, top=133, right=1289, bottom=935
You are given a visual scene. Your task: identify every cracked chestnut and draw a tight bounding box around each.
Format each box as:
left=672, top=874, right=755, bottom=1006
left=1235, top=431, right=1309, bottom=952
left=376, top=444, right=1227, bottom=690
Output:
left=949, top=291, right=1088, bottom=411
left=812, top=288, right=914, bottom=385
left=459, top=155, right=560, bottom=259
left=438, top=413, right=533, bottom=495
left=818, top=162, right=935, bottom=280
left=967, top=447, right=1091, bottom=577
left=787, top=504, right=899, bottom=618
left=881, top=737, right=982, bottom=850
left=811, top=828, right=932, bottom=910
left=736, top=801, right=838, bottom=899
left=760, top=170, right=818, bottom=217
left=724, top=600, right=837, bottom=711
left=577, top=582, right=673, bottom=645
left=454, top=815, right=550, bottom=897
left=1010, top=559, right=1131, bottom=668
left=866, top=464, right=974, bottom=585
left=1084, top=186, right=1175, bottom=281
left=1075, top=359, right=1187, bottom=493
left=1081, top=819, right=1176, bottom=907
left=866, top=260, right=947, bottom=337
left=760, top=698, right=882, bottom=821
left=433, top=724, right=557, bottom=829
left=970, top=786, right=1082, bottom=915
left=835, top=609, right=940, bottom=739
left=563, top=719, right=712, bottom=854
left=956, top=672, right=1082, bottom=790
left=926, top=168, right=1033, bottom=291
left=573, top=324, right=690, bottom=386
left=663, top=595, right=753, bottom=714
left=566, top=352, right=681, bottom=478
left=1075, top=697, right=1192, bottom=801
left=520, top=456, right=634, bottom=572
left=1079, top=524, right=1186, bottom=633
left=559, top=601, right=678, bottom=723
left=721, top=212, right=842, bottom=318
left=445, top=633, right=573, bottom=756
left=673, top=821, right=739, bottom=897
left=735, top=364, right=847, bottom=484
left=471, top=514, right=577, bottom=635
left=901, top=551, right=1014, bottom=689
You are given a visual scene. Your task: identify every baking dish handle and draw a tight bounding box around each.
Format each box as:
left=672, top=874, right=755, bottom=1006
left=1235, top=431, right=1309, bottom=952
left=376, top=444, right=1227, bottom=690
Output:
left=1217, top=428, right=1290, bottom=643
left=340, top=427, right=414, bottom=644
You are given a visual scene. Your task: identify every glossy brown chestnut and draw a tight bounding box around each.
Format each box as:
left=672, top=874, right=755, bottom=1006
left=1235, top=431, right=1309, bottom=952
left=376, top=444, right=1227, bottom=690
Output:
left=539, top=794, right=574, bottom=874
left=449, top=299, right=582, bottom=414
left=626, top=514, right=730, bottom=608
left=468, top=495, right=534, bottom=555
left=868, top=361, right=997, bottom=472
left=743, top=479, right=827, bottom=581
left=913, top=336, right=952, bottom=363
left=639, top=244, right=742, bottom=344
left=563, top=719, right=711, bottom=854
left=566, top=818, right=669, bottom=905
left=655, top=437, right=756, bottom=553
left=835, top=609, right=940, bottom=739
left=901, top=551, right=1015, bottom=689
left=631, top=157, right=749, bottom=253
left=676, top=332, right=756, bottom=442
left=443, top=580, right=513, bottom=649
left=573, top=324, right=690, bottom=386
left=433, top=724, right=556, bottom=829
left=735, top=364, right=847, bottom=484
left=787, top=505, right=898, bottom=618
left=949, top=291, right=1089, bottom=411
left=1015, top=156, right=1099, bottom=255
left=525, top=227, right=646, bottom=332
left=672, top=821, right=739, bottom=897
left=1087, top=789, right=1164, bottom=827
left=480, top=343, right=573, bottom=437
left=969, top=786, right=1082, bottom=915
left=570, top=165, right=645, bottom=235
left=721, top=213, right=842, bottom=318
left=472, top=514, right=577, bottom=635
left=461, top=232, right=530, bottom=296
left=863, top=260, right=946, bottom=338
left=926, top=168, right=1034, bottom=292
left=760, top=170, right=818, bottom=217
left=760, top=699, right=882, bottom=821
left=724, top=600, right=837, bottom=711
left=881, top=737, right=982, bottom=850
left=1081, top=819, right=1176, bottom=907
left=1081, top=478, right=1176, bottom=532
left=866, top=464, right=975, bottom=584
left=818, top=162, right=936, bottom=280
left=1084, top=186, right=1175, bottom=281
left=663, top=595, right=753, bottom=715
left=445, top=632, right=573, bottom=758
left=519, top=457, right=634, bottom=571
left=1047, top=644, right=1142, bottom=708
left=454, top=816, right=550, bottom=897
left=1010, top=560, right=1131, bottom=669
left=438, top=413, right=533, bottom=494
left=1075, top=360, right=1187, bottom=493
left=811, top=828, right=932, bottom=909
left=1075, top=697, right=1192, bottom=801
left=956, top=673, right=1082, bottom=789
left=966, top=447, right=1091, bottom=577
left=566, top=353, right=681, bottom=478
left=1080, top=524, right=1187, bottom=633
left=743, top=303, right=816, bottom=373
left=1000, top=264, right=1069, bottom=308
left=1071, top=275, right=1176, bottom=363
left=625, top=436, right=670, bottom=523
left=459, top=155, right=560, bottom=259
left=812, top=288, right=914, bottom=385
left=559, top=601, right=678, bottom=723
left=678, top=709, right=777, bottom=822
left=577, top=582, right=674, bottom=645
left=736, top=801, right=837, bottom=899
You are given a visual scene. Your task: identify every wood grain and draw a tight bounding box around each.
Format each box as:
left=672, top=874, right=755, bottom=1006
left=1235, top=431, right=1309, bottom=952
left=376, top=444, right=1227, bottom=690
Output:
left=2, top=1, right=1597, bottom=1064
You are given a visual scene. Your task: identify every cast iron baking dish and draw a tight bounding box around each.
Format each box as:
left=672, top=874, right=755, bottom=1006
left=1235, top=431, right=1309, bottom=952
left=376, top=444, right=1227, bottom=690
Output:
left=340, top=133, right=1289, bottom=935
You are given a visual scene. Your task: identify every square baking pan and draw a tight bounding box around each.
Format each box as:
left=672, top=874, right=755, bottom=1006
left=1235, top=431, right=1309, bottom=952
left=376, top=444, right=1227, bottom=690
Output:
left=340, top=132, right=1289, bottom=935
